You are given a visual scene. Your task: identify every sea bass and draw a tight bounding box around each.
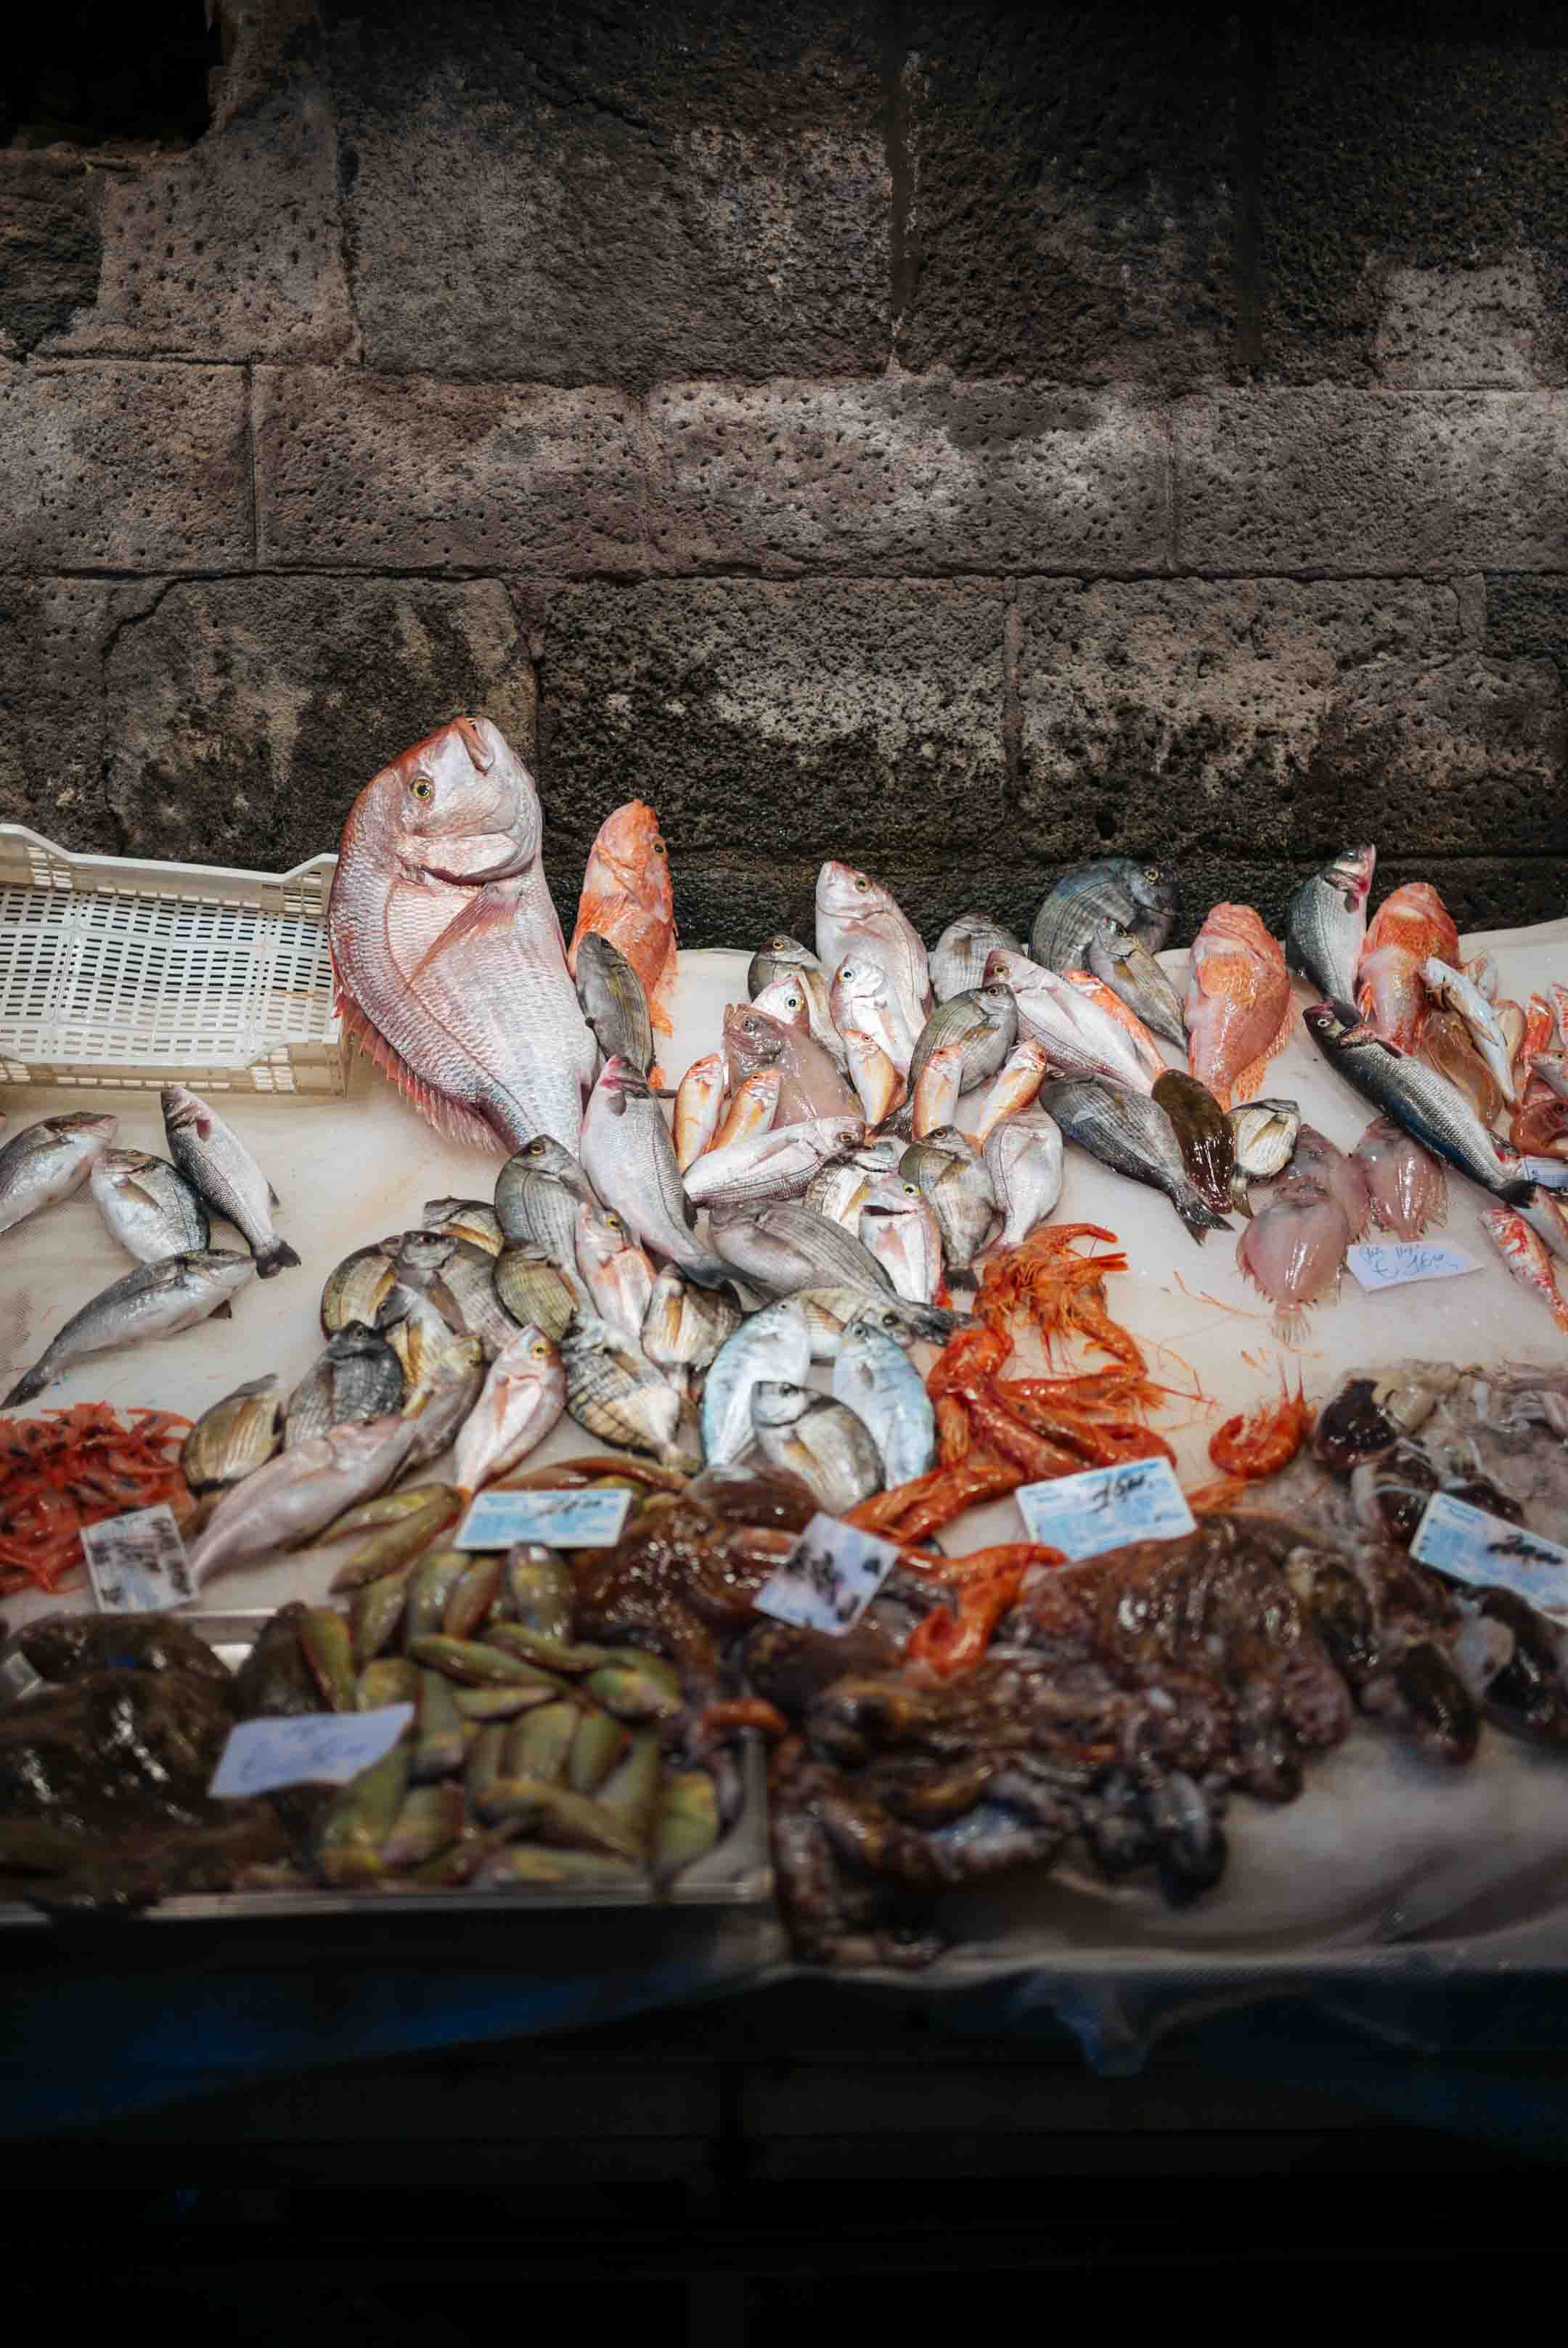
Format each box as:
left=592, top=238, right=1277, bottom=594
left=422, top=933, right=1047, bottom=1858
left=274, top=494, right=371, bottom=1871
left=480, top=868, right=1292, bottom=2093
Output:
left=329, top=716, right=595, bottom=1152
left=3, top=1250, right=257, bottom=1406
left=1303, top=1004, right=1535, bottom=1206
left=1184, top=903, right=1293, bottom=1111
left=1284, top=844, right=1376, bottom=1010
left=1355, top=881, right=1458, bottom=1052
left=0, top=1112, right=118, bottom=1240
left=162, top=1086, right=299, bottom=1277
left=89, top=1147, right=208, bottom=1261
left=568, top=799, right=678, bottom=1038
left=581, top=1057, right=731, bottom=1285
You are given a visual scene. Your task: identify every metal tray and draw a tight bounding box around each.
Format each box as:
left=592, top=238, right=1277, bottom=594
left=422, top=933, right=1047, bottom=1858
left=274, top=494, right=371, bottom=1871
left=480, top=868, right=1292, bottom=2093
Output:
left=0, top=1613, right=773, bottom=1924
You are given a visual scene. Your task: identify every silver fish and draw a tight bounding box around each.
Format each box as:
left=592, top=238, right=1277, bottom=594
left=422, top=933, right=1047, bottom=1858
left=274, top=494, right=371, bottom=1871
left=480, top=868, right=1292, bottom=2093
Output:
left=985, top=948, right=1157, bottom=1091
left=181, top=1374, right=285, bottom=1496
left=422, top=1197, right=504, bottom=1257
left=804, top=1138, right=905, bottom=1232
left=641, top=1266, right=743, bottom=1395
left=723, top=1001, right=860, bottom=1124
left=0, top=1112, right=117, bottom=1239
left=708, top=1197, right=898, bottom=1301
left=1086, top=916, right=1187, bottom=1047
left=1032, top=859, right=1180, bottom=968
left=832, top=1315, right=936, bottom=1486
left=930, top=915, right=1024, bottom=1003
left=2, top=1248, right=257, bottom=1406
left=906, top=985, right=1018, bottom=1098
left=750, top=1381, right=882, bottom=1515
left=385, top=1228, right=521, bottom=1361
left=493, top=1244, right=580, bottom=1344
left=558, top=1311, right=698, bottom=1469
left=321, top=1242, right=396, bottom=1335
left=1302, top=1004, right=1536, bottom=1207
left=581, top=1057, right=731, bottom=1285
left=1227, top=1098, right=1302, bottom=1181
left=162, top=1085, right=299, bottom=1276
left=574, top=1199, right=656, bottom=1347
left=700, top=1295, right=812, bottom=1468
left=453, top=1325, right=566, bottom=1494
left=900, top=1129, right=997, bottom=1271
left=815, top=860, right=933, bottom=1046
left=683, top=1114, right=865, bottom=1210
left=830, top=955, right=912, bottom=1076
left=984, top=1111, right=1063, bottom=1247
left=858, top=1175, right=944, bottom=1303
left=379, top=1282, right=486, bottom=1467
left=494, top=1136, right=598, bottom=1268
left=1283, top=845, right=1376, bottom=1009
left=286, top=1321, right=406, bottom=1448
left=1421, top=956, right=1518, bottom=1107
left=1041, top=1078, right=1231, bottom=1241
left=89, top=1147, right=209, bottom=1261
left=796, top=1284, right=962, bottom=1359
left=187, top=1412, right=422, bottom=1589
left=746, top=934, right=848, bottom=1070
left=575, top=930, right=655, bottom=1080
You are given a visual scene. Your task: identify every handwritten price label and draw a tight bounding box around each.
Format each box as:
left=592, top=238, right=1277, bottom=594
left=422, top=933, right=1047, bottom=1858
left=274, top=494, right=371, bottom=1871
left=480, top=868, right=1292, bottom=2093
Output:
left=80, top=1503, right=194, bottom=1613
left=456, top=1488, right=632, bottom=1551
left=1347, top=1242, right=1479, bottom=1291
left=209, top=1705, right=413, bottom=1799
left=755, top=1513, right=902, bottom=1635
left=1411, top=1492, right=1568, bottom=1616
left=1017, top=1458, right=1196, bottom=1560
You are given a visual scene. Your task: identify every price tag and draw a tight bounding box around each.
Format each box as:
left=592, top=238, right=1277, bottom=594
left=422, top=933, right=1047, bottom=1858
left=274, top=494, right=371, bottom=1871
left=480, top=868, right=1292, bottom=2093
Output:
left=1016, top=1457, right=1196, bottom=1560
left=79, top=1504, right=194, bottom=1613
left=755, top=1512, right=902, bottom=1634
left=209, top=1705, right=414, bottom=1800
left=455, top=1488, right=632, bottom=1552
left=1347, top=1241, right=1480, bottom=1291
left=1410, top=1492, right=1568, bottom=1615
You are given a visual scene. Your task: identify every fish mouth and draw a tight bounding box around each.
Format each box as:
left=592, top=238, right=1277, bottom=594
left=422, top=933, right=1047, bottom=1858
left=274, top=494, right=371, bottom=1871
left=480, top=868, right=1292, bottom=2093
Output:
left=417, top=836, right=534, bottom=886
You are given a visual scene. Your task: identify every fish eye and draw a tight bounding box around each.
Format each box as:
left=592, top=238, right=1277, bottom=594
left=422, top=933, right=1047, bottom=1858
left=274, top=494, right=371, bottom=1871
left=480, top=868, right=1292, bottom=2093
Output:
left=527, top=1138, right=547, bottom=1156
left=652, top=837, right=666, bottom=855
left=531, top=1340, right=552, bottom=1360
left=603, top=1212, right=624, bottom=1234
left=902, top=1182, right=918, bottom=1197
left=411, top=778, right=433, bottom=801
left=854, top=877, right=870, bottom=892
left=1144, top=864, right=1159, bottom=881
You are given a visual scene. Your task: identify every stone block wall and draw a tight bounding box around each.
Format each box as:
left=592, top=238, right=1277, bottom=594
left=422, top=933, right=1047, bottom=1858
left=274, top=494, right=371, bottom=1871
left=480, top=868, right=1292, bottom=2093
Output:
left=1, top=0, right=1564, bottom=947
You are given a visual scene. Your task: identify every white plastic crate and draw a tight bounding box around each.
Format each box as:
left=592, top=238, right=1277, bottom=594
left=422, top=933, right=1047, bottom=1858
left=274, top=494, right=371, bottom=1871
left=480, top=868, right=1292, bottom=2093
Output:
left=0, top=826, right=348, bottom=1096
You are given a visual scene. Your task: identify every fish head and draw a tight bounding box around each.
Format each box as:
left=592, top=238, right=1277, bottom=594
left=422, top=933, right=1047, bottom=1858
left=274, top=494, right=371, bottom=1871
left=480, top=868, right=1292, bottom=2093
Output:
left=584, top=800, right=671, bottom=914
left=45, top=1109, right=119, bottom=1144
left=751, top=1379, right=812, bottom=1430
left=1127, top=861, right=1179, bottom=921
left=817, top=860, right=893, bottom=921
left=723, top=1003, right=785, bottom=1074
left=592, top=1055, right=654, bottom=1118
left=822, top=1116, right=869, bottom=1157
left=1302, top=1003, right=1353, bottom=1050
left=1326, top=845, right=1377, bottom=910
left=363, top=717, right=540, bottom=884
left=574, top=1199, right=622, bottom=1270
left=754, top=976, right=811, bottom=1027
left=862, top=1176, right=925, bottom=1220
left=391, top=1228, right=456, bottom=1273
left=511, top=1135, right=584, bottom=1182
left=760, top=932, right=816, bottom=966
left=976, top=981, right=1019, bottom=1029
left=981, top=946, right=1035, bottom=992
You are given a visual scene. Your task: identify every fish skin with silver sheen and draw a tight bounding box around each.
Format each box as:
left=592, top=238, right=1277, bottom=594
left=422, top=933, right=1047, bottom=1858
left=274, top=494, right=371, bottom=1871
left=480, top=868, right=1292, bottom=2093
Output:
left=385, top=1227, right=522, bottom=1361
left=907, top=984, right=1018, bottom=1100
left=984, top=1111, right=1063, bottom=1248
left=796, top=1284, right=961, bottom=1360
left=746, top=934, right=848, bottom=1071
left=181, top=1374, right=285, bottom=1496
left=900, top=1128, right=997, bottom=1271
left=1041, top=1078, right=1231, bottom=1242
left=830, top=955, right=912, bottom=1079
left=858, top=1175, right=944, bottom=1304
left=985, top=950, right=1156, bottom=1092
left=833, top=1316, right=936, bottom=1487
left=2, top=1247, right=257, bottom=1406
left=723, top=1002, right=859, bottom=1125
left=1303, top=1003, right=1536, bottom=1207
left=709, top=1197, right=899, bottom=1303
left=1421, top=955, right=1519, bottom=1107
left=1283, top=845, right=1376, bottom=1011
left=1031, top=858, right=1179, bottom=969
left=454, top=1325, right=566, bottom=1493
left=574, top=1199, right=656, bottom=1346
left=573, top=930, right=655, bottom=1080
left=379, top=1283, right=486, bottom=1467
left=815, top=860, right=933, bottom=1047
left=750, top=1381, right=883, bottom=1515
left=805, top=1140, right=902, bottom=1232
left=492, top=1244, right=579, bottom=1345
left=641, top=1265, right=741, bottom=1395
left=1087, top=916, right=1188, bottom=1048
left=559, top=1311, right=698, bottom=1469
left=162, top=1084, right=299, bottom=1276
left=674, top=1052, right=727, bottom=1171
left=582, top=1057, right=732, bottom=1287
left=684, top=1114, right=865, bottom=1210
left=701, top=1295, right=812, bottom=1467
left=494, top=1136, right=597, bottom=1268
left=187, top=1411, right=422, bottom=1589
left=930, top=915, right=1024, bottom=1003
left=1151, top=1071, right=1236, bottom=1214
left=0, top=1112, right=118, bottom=1240
left=89, top=1146, right=209, bottom=1261
left=422, top=1197, right=503, bottom=1257
left=568, top=799, right=677, bottom=1038
left=286, top=1321, right=405, bottom=1448
left=330, top=717, right=595, bottom=1151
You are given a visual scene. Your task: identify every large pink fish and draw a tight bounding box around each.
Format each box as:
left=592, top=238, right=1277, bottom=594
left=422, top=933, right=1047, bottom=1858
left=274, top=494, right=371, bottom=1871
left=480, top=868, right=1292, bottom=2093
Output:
left=328, top=717, right=596, bottom=1152
left=1184, top=903, right=1293, bottom=1112
left=1354, top=881, right=1458, bottom=1053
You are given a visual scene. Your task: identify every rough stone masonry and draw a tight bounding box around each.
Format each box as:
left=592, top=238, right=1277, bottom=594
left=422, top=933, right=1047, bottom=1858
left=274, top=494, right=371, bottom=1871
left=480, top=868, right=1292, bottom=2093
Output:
left=0, top=0, right=1564, bottom=950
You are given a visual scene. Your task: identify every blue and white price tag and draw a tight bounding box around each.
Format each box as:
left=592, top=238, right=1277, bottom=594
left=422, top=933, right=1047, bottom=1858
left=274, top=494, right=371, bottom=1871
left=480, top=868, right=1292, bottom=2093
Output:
left=455, top=1487, right=633, bottom=1552
left=755, top=1513, right=902, bottom=1635
left=80, top=1503, right=194, bottom=1613
left=1410, top=1492, right=1568, bottom=1615
left=1347, top=1241, right=1479, bottom=1291
left=1016, top=1457, right=1196, bottom=1560
left=210, top=1704, right=414, bottom=1800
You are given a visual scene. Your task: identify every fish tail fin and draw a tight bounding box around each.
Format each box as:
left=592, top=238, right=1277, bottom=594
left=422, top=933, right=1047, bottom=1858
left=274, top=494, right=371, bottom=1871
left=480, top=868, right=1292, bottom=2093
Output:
left=1175, top=1191, right=1230, bottom=1243
left=211, top=1300, right=234, bottom=1320
left=1503, top=1177, right=1540, bottom=1208
left=1, top=1369, right=44, bottom=1407
left=339, top=992, right=503, bottom=1154
left=1270, top=1305, right=1307, bottom=1345
left=255, top=1238, right=301, bottom=1279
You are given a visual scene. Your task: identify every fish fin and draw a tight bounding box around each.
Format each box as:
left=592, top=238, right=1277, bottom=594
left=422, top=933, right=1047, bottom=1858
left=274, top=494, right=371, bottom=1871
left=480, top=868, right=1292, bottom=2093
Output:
left=1503, top=1178, right=1540, bottom=1208
left=650, top=934, right=679, bottom=1035
left=211, top=1300, right=234, bottom=1320
left=1, top=1369, right=46, bottom=1407
left=266, top=1182, right=280, bottom=1208
left=339, top=992, right=504, bottom=1154
left=1228, top=996, right=1298, bottom=1107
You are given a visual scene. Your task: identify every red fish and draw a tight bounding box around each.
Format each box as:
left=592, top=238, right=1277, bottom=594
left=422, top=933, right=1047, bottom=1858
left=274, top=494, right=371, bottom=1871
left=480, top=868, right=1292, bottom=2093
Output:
left=568, top=802, right=678, bottom=1038
left=1184, top=903, right=1292, bottom=1111
left=1355, top=881, right=1458, bottom=1052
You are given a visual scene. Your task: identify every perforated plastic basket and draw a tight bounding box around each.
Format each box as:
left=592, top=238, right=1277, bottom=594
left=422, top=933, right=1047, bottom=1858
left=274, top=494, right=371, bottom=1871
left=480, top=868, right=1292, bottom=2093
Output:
left=0, top=826, right=347, bottom=1096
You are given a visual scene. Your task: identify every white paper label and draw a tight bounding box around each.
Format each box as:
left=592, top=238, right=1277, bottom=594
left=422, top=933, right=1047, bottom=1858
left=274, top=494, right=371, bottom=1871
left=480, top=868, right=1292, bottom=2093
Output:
left=210, top=1704, right=414, bottom=1800
left=1016, top=1457, right=1196, bottom=1560
left=754, top=1512, right=902, bottom=1634
left=79, top=1503, right=194, bottom=1613
left=1347, top=1241, right=1480, bottom=1291
left=1410, top=1491, right=1568, bottom=1613
left=455, top=1488, right=633, bottom=1552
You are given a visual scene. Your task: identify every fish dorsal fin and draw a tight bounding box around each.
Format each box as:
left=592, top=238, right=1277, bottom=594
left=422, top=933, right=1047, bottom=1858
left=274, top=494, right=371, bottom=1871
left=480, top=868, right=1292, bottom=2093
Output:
left=267, top=1182, right=280, bottom=1208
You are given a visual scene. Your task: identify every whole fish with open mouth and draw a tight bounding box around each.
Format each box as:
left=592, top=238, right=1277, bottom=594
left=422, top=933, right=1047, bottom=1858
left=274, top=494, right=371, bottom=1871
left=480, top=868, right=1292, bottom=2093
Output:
left=385, top=1227, right=521, bottom=1361
left=900, top=1129, right=997, bottom=1271
left=574, top=931, right=655, bottom=1082
left=163, top=1085, right=299, bottom=1276
left=1422, top=956, right=1518, bottom=1107
left=1303, top=1003, right=1537, bottom=1205
left=1151, top=1071, right=1236, bottom=1215
left=1041, top=1079, right=1231, bottom=1241
left=574, top=1199, right=657, bottom=1346
left=751, top=1382, right=883, bottom=1515
left=1031, top=858, right=1179, bottom=968
left=1086, top=916, right=1187, bottom=1047
left=493, top=1243, right=579, bottom=1343
left=559, top=1312, right=698, bottom=1470
left=907, top=985, right=1018, bottom=1108
left=1283, top=844, right=1376, bottom=1011
left=641, top=1266, right=742, bottom=1397
left=0, top=1112, right=118, bottom=1239
left=1349, top=1116, right=1448, bottom=1239
left=90, top=1147, right=209, bottom=1260
left=181, top=1374, right=285, bottom=1496
left=747, top=934, right=848, bottom=1070
left=984, top=1110, right=1063, bottom=1247
left=838, top=1026, right=907, bottom=1128
left=712, top=1069, right=781, bottom=1151
left=930, top=914, right=1024, bottom=1003
left=454, top=1326, right=566, bottom=1494
left=330, top=716, right=596, bottom=1151
left=422, top=1197, right=504, bottom=1257
left=684, top=1114, right=865, bottom=1210
left=986, top=950, right=1157, bottom=1091
left=286, top=1321, right=405, bottom=1448
left=832, top=1314, right=936, bottom=1486
left=674, top=1053, right=727, bottom=1170
left=568, top=799, right=678, bottom=1040
left=722, top=1002, right=858, bottom=1125
left=582, top=1057, right=732, bottom=1287
left=3, top=1248, right=257, bottom=1406
left=495, top=1135, right=598, bottom=1268
left=830, top=955, right=915, bottom=1079
left=186, top=1412, right=422, bottom=1589
left=701, top=1295, right=813, bottom=1467
left=858, top=1176, right=944, bottom=1305
left=816, top=861, right=932, bottom=1048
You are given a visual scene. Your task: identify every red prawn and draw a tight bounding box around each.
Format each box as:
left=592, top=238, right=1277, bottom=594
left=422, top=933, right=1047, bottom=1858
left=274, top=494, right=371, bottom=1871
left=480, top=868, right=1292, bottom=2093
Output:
left=1207, top=1377, right=1313, bottom=1481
